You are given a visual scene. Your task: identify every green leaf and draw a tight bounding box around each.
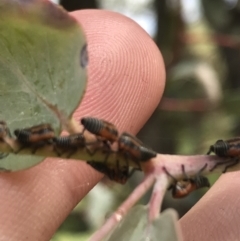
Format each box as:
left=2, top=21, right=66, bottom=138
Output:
left=51, top=232, right=91, bottom=241
left=105, top=206, right=182, bottom=241
left=0, top=0, right=87, bottom=171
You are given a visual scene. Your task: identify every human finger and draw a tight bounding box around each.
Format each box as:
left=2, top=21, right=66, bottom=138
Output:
left=0, top=9, right=165, bottom=241
left=180, top=172, right=240, bottom=241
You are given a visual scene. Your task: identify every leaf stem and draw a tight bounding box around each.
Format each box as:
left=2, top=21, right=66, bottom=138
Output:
left=89, top=174, right=156, bottom=241
left=89, top=153, right=234, bottom=240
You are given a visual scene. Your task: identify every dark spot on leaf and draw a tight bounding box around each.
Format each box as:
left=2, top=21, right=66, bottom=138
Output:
left=80, top=44, right=88, bottom=68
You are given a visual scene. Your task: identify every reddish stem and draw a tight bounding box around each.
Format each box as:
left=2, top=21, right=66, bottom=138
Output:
left=89, top=174, right=155, bottom=241
left=148, top=174, right=168, bottom=221
left=89, top=153, right=233, bottom=241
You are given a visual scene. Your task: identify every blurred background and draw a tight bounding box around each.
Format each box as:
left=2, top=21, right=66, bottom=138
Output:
left=51, top=0, right=240, bottom=240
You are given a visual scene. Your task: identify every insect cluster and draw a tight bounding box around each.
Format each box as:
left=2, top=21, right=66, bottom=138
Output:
left=81, top=117, right=157, bottom=184
left=1, top=117, right=236, bottom=199
left=0, top=118, right=157, bottom=185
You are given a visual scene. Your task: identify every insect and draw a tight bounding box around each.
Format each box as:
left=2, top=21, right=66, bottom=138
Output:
left=163, top=164, right=210, bottom=198
left=81, top=117, right=156, bottom=172
left=81, top=117, right=120, bottom=165
left=53, top=133, right=91, bottom=157
left=207, top=138, right=240, bottom=157
left=118, top=132, right=157, bottom=169
left=81, top=117, right=119, bottom=144
left=14, top=123, right=55, bottom=153
left=207, top=138, right=240, bottom=172
left=0, top=121, right=11, bottom=158
left=87, top=161, right=130, bottom=185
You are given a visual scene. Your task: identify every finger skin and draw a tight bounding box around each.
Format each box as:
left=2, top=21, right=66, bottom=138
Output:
left=0, top=10, right=165, bottom=241
left=180, top=172, right=240, bottom=241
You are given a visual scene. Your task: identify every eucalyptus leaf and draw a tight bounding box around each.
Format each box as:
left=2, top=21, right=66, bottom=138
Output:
left=0, top=0, right=87, bottom=171
left=105, top=206, right=182, bottom=241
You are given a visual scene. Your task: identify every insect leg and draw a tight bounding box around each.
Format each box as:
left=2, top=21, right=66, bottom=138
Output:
left=181, top=165, right=189, bottom=181
left=124, top=152, right=141, bottom=170
left=194, top=164, right=210, bottom=188
left=85, top=143, right=99, bottom=156
left=162, top=166, right=178, bottom=184
left=162, top=167, right=178, bottom=193
left=198, top=163, right=208, bottom=173
left=14, top=145, right=26, bottom=154
left=65, top=148, right=78, bottom=158
left=31, top=145, right=40, bottom=154
left=222, top=157, right=239, bottom=173
left=206, top=147, right=213, bottom=155
left=127, top=168, right=139, bottom=178
left=84, top=138, right=105, bottom=156
left=210, top=161, right=228, bottom=172
left=52, top=145, right=61, bottom=157
left=31, top=141, right=50, bottom=154
left=81, top=127, right=86, bottom=135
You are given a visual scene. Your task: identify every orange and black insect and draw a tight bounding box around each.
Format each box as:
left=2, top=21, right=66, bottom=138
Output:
left=0, top=121, right=11, bottom=159
left=81, top=117, right=119, bottom=163
left=14, top=123, right=55, bottom=153
left=163, top=164, right=210, bottom=198
left=53, top=133, right=93, bottom=157
left=118, top=132, right=157, bottom=167
left=207, top=138, right=240, bottom=157
left=81, top=117, right=118, bottom=144
left=207, top=138, right=240, bottom=172
left=81, top=117, right=156, bottom=170
left=87, top=161, right=130, bottom=184
left=14, top=124, right=55, bottom=143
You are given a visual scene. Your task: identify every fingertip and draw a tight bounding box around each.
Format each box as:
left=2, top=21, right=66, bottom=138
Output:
left=71, top=9, right=165, bottom=133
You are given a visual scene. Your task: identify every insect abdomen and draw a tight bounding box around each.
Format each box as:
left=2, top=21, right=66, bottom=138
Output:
left=87, top=161, right=128, bottom=184
left=195, top=175, right=210, bottom=188
left=139, top=146, right=157, bottom=162
left=14, top=129, right=31, bottom=143
left=118, top=133, right=156, bottom=161
left=81, top=117, right=118, bottom=142
left=14, top=124, right=55, bottom=143
left=54, top=134, right=85, bottom=147
left=172, top=182, right=193, bottom=198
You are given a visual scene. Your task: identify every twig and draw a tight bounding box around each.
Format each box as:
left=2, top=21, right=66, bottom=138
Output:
left=88, top=154, right=234, bottom=241
left=89, top=174, right=156, bottom=241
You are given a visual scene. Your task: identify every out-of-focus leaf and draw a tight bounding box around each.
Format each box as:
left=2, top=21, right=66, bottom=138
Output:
left=0, top=0, right=87, bottom=171
left=51, top=232, right=90, bottom=241
left=105, top=205, right=182, bottom=241
left=168, top=60, right=222, bottom=105
left=202, top=0, right=233, bottom=30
